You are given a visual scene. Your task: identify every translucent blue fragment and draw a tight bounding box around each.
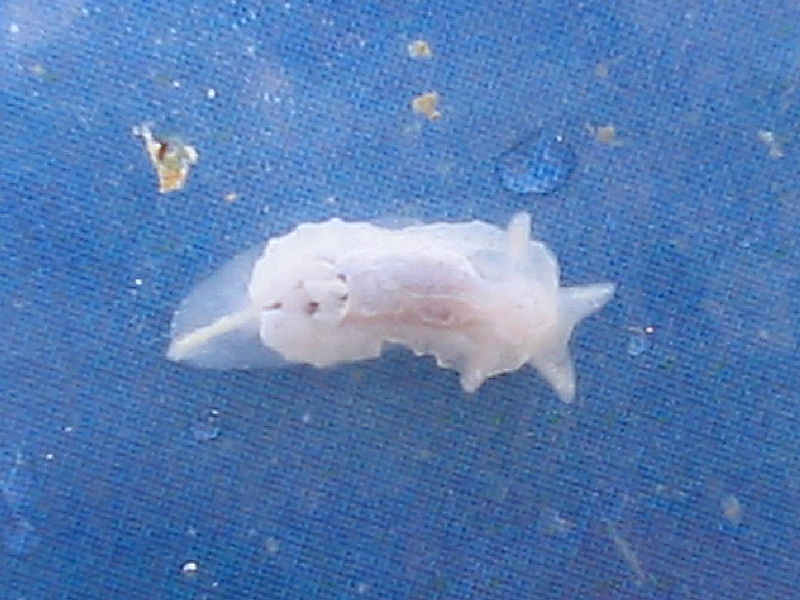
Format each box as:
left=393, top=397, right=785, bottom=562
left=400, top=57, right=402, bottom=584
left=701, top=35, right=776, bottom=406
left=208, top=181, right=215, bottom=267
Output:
left=2, top=513, right=39, bottom=556
left=0, top=448, right=34, bottom=513
left=192, top=422, right=221, bottom=442
left=496, top=130, right=577, bottom=194
left=627, top=334, right=650, bottom=357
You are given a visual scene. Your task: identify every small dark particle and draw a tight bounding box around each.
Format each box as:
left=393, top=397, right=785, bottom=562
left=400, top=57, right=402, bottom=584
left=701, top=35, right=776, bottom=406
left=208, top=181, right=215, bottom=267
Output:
left=496, top=129, right=577, bottom=194
left=132, top=123, right=198, bottom=193
left=157, top=141, right=169, bottom=161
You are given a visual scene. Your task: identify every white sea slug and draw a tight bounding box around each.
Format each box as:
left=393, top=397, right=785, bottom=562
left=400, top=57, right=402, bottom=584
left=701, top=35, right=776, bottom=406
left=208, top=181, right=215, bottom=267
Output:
left=167, top=213, right=614, bottom=401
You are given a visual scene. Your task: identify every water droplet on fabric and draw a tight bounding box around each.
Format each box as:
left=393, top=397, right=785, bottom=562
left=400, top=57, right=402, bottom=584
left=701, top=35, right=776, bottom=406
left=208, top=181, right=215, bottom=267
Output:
left=627, top=334, right=650, bottom=357
left=496, top=129, right=577, bottom=194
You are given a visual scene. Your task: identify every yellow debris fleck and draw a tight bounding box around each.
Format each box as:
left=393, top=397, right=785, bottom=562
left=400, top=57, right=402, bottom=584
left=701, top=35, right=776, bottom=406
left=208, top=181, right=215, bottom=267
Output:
left=132, top=123, right=198, bottom=193
left=411, top=91, right=441, bottom=120
left=407, top=39, right=433, bottom=59
left=586, top=122, right=623, bottom=146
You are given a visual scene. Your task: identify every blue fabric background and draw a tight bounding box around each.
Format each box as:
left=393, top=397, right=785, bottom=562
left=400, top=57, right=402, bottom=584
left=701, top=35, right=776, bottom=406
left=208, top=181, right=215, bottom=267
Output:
left=1, top=1, right=799, bottom=598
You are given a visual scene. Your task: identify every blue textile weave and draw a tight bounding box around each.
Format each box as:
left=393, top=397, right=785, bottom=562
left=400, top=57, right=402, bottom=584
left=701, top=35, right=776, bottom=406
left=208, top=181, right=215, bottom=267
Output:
left=1, top=1, right=798, bottom=598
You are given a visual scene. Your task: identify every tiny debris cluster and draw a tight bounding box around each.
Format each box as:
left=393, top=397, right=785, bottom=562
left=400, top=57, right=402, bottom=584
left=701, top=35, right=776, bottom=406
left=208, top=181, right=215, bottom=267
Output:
left=406, top=39, right=441, bottom=121
left=132, top=123, right=198, bottom=193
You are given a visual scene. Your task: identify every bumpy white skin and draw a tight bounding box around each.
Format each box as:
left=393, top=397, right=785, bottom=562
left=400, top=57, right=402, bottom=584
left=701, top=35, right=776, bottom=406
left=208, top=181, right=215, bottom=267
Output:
left=167, top=213, right=614, bottom=402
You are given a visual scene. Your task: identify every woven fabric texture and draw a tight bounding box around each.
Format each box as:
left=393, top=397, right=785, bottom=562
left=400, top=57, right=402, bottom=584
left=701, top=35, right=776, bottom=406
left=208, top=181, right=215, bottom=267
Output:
left=1, top=1, right=798, bottom=598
